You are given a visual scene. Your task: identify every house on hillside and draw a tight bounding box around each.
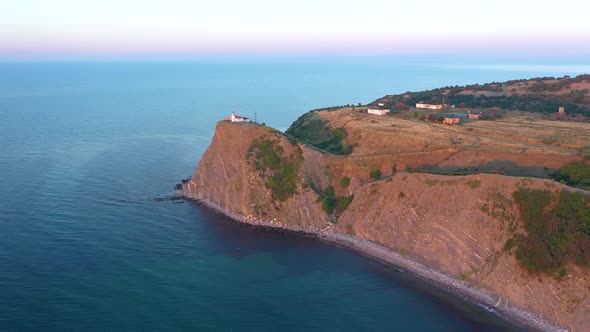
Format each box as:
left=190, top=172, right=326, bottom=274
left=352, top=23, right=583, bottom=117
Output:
left=367, top=107, right=390, bottom=116
left=443, top=117, right=460, bottom=125
left=224, top=112, right=251, bottom=123
left=416, top=102, right=445, bottom=110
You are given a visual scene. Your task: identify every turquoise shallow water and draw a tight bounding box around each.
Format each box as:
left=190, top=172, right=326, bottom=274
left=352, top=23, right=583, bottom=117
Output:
left=0, top=59, right=587, bottom=331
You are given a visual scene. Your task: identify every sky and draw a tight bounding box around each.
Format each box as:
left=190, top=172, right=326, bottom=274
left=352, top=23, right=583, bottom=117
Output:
left=1, top=0, right=590, bottom=59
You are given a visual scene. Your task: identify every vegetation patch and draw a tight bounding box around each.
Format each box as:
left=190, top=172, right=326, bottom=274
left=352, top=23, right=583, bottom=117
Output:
left=310, top=182, right=354, bottom=216
left=408, top=162, right=553, bottom=178
left=247, top=137, right=303, bottom=202
left=376, top=75, right=590, bottom=115
left=503, top=238, right=516, bottom=251
left=370, top=169, right=382, bottom=180
left=481, top=192, right=516, bottom=228
left=553, top=161, right=590, bottom=189
left=340, top=176, right=351, bottom=188
left=393, top=87, right=589, bottom=116
left=508, top=188, right=590, bottom=275
left=286, top=111, right=353, bottom=155
left=321, top=185, right=337, bottom=214
left=338, top=195, right=354, bottom=212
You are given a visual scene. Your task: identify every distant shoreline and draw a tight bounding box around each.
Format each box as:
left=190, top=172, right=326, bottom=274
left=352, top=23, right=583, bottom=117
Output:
left=181, top=192, right=560, bottom=332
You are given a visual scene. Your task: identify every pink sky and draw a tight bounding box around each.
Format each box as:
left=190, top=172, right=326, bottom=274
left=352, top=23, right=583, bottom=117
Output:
left=2, top=0, right=589, bottom=59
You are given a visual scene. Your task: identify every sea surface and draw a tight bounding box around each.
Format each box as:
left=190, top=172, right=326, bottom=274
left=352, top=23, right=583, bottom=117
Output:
left=1, top=58, right=588, bottom=331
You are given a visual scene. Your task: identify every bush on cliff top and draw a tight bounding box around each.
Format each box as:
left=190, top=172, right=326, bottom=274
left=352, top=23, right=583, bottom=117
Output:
left=286, top=111, right=353, bottom=155
left=247, top=137, right=303, bottom=202
left=510, top=188, right=590, bottom=275
left=340, top=176, right=351, bottom=188
left=370, top=169, right=382, bottom=180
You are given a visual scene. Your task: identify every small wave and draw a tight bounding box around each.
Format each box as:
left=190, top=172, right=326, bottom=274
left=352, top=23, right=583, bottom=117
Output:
left=153, top=195, right=185, bottom=202
left=484, top=306, right=497, bottom=314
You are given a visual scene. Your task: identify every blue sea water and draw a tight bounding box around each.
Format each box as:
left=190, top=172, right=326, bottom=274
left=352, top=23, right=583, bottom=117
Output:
left=1, top=58, right=588, bottom=331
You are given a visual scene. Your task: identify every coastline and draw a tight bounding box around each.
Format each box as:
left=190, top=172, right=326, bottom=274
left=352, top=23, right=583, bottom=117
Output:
left=182, top=192, right=562, bottom=332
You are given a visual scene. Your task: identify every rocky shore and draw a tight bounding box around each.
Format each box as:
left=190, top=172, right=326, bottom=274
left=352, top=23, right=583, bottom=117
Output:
left=182, top=192, right=562, bottom=332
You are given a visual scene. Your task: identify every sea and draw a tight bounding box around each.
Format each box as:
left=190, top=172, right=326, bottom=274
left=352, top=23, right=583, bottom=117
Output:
left=1, top=58, right=588, bottom=331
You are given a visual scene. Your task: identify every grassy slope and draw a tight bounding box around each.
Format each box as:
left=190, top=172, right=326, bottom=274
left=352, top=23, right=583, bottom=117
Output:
left=373, top=74, right=590, bottom=115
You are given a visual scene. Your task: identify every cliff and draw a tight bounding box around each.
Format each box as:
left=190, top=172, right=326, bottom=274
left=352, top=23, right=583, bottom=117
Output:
left=183, top=111, right=590, bottom=331
left=184, top=121, right=327, bottom=231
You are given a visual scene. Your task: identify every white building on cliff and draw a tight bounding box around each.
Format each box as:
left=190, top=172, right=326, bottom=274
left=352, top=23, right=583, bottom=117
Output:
left=224, top=112, right=251, bottom=122
left=367, top=107, right=390, bottom=116
left=416, top=103, right=444, bottom=110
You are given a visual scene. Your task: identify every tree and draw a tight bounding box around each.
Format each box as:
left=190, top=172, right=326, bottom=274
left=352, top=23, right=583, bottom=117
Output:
left=370, top=169, right=382, bottom=180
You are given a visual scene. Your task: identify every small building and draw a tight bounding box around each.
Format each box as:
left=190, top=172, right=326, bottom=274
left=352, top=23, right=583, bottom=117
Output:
left=224, top=112, right=251, bottom=123
left=443, top=117, right=460, bottom=125
left=367, top=107, right=390, bottom=116
left=416, top=103, right=444, bottom=110
left=559, top=106, right=566, bottom=114
left=467, top=110, right=495, bottom=120
left=377, top=103, right=385, bottom=107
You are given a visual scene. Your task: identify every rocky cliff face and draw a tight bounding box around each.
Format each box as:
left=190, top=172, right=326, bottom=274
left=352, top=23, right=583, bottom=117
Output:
left=183, top=121, right=327, bottom=230
left=184, top=120, right=589, bottom=331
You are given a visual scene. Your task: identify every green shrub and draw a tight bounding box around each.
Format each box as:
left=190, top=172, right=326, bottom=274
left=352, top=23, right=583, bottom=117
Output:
left=286, top=112, right=353, bottom=155
left=333, top=127, right=348, bottom=140
left=553, top=161, right=590, bottom=188
left=322, top=197, right=335, bottom=214
left=370, top=169, right=382, bottom=180
left=324, top=185, right=335, bottom=197
left=511, top=188, right=590, bottom=275
left=512, top=188, right=551, bottom=231
left=314, top=184, right=354, bottom=215
left=340, top=176, right=351, bottom=188
left=248, top=137, right=303, bottom=202
left=553, top=191, right=590, bottom=235
left=338, top=195, right=354, bottom=212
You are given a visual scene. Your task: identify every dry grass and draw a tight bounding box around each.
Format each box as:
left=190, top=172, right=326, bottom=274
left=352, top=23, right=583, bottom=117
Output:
left=315, top=108, right=588, bottom=175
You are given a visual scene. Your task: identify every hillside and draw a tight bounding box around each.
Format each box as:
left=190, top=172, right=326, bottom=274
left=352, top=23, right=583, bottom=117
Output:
left=372, top=74, right=590, bottom=116
left=183, top=93, right=590, bottom=331
left=286, top=106, right=588, bottom=179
